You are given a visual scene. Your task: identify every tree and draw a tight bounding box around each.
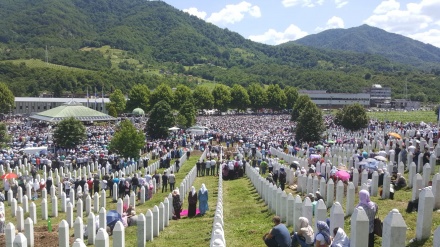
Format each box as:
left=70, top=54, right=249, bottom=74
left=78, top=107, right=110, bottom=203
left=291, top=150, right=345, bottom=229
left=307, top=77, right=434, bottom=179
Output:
left=150, top=83, right=174, bottom=108
left=126, top=84, right=150, bottom=112
left=109, top=119, right=145, bottom=159
left=212, top=84, right=231, bottom=113
left=108, top=89, right=126, bottom=115
left=436, top=105, right=440, bottom=121
left=291, top=95, right=311, bottom=121
left=266, top=84, right=286, bottom=111
left=334, top=103, right=368, bottom=131
left=295, top=101, right=325, bottom=143
left=176, top=100, right=197, bottom=128
left=173, top=85, right=192, bottom=110
left=0, top=122, right=10, bottom=148
left=0, top=82, right=14, bottom=114
left=108, top=104, right=118, bottom=118
left=230, top=84, right=250, bottom=112
left=192, top=86, right=214, bottom=110
left=53, top=117, right=86, bottom=149
left=284, top=86, right=299, bottom=110
left=247, top=83, right=267, bottom=112
left=146, top=100, right=174, bottom=139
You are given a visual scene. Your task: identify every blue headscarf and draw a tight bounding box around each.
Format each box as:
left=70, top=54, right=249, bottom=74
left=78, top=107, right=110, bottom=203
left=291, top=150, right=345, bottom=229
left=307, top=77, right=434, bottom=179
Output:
left=316, top=221, right=331, bottom=245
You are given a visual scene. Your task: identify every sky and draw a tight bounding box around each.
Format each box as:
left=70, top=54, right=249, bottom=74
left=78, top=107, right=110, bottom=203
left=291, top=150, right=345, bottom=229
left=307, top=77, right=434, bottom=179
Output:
left=163, top=0, right=440, bottom=47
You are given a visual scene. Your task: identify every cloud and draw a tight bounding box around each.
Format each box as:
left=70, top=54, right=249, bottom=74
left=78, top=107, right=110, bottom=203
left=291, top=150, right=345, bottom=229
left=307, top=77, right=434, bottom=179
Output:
left=373, top=0, right=400, bottom=14
left=206, top=1, right=261, bottom=25
left=183, top=7, right=207, bottom=20
left=409, top=29, right=440, bottom=47
left=248, top=24, right=308, bottom=45
left=334, top=0, right=349, bottom=8
left=365, top=0, right=434, bottom=34
left=315, top=16, right=345, bottom=32
left=282, top=0, right=324, bottom=8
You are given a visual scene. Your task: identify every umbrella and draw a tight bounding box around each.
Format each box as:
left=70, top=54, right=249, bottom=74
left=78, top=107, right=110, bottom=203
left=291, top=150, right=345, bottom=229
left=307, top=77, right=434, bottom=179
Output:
left=1, top=173, right=18, bottom=179
left=168, top=126, right=180, bottom=131
left=335, top=170, right=350, bottom=181
left=315, top=145, right=324, bottom=150
left=326, top=140, right=336, bottom=144
left=106, top=210, right=122, bottom=229
left=374, top=156, right=388, bottom=162
left=388, top=132, right=402, bottom=139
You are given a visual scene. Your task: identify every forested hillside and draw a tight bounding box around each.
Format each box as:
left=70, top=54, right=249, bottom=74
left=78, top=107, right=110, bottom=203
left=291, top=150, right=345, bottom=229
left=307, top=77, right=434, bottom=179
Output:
left=0, top=0, right=440, bottom=102
left=292, top=24, right=440, bottom=70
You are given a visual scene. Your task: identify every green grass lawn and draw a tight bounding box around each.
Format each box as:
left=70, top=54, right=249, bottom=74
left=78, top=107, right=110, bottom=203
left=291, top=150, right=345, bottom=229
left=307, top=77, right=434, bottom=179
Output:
left=0, top=59, right=88, bottom=72
left=367, top=110, right=437, bottom=123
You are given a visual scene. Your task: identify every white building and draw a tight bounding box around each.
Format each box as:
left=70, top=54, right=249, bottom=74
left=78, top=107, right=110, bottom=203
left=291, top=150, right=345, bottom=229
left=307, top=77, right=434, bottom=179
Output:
left=13, top=97, right=110, bottom=115
left=299, top=90, right=370, bottom=108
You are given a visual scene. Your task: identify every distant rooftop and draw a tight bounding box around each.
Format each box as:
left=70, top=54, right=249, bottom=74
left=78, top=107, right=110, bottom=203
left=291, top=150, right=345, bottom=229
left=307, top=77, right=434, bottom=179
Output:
left=15, top=97, right=110, bottom=103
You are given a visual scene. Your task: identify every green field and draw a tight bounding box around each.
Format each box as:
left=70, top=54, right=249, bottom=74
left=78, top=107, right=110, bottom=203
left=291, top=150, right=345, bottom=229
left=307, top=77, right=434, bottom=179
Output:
left=367, top=110, right=437, bottom=123
left=1, top=59, right=88, bottom=72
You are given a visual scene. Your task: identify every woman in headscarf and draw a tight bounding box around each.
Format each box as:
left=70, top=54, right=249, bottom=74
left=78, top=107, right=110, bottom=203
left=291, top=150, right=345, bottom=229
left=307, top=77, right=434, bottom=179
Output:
left=172, top=189, right=182, bottom=220
left=356, top=189, right=378, bottom=247
left=198, top=184, right=209, bottom=216
left=291, top=217, right=314, bottom=247
left=315, top=221, right=332, bottom=247
left=187, top=186, right=198, bottom=217
left=331, top=227, right=349, bottom=247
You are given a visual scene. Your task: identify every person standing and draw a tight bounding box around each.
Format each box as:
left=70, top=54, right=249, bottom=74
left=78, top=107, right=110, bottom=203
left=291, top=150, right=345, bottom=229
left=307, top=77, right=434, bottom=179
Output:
left=263, top=216, right=292, bottom=247
left=131, top=174, right=139, bottom=193
left=356, top=189, right=378, bottom=247
left=198, top=183, right=209, bottom=216
left=196, top=160, right=201, bottom=177
left=279, top=168, right=287, bottom=191
left=93, top=176, right=100, bottom=194
left=201, top=159, right=206, bottom=176
left=175, top=159, right=180, bottom=173
left=162, top=172, right=169, bottom=193
left=205, top=159, right=211, bottom=177
left=211, top=159, right=216, bottom=176
left=172, top=189, right=182, bottom=220
left=153, top=171, right=161, bottom=190
left=168, top=171, right=176, bottom=191
left=187, top=186, right=198, bottom=217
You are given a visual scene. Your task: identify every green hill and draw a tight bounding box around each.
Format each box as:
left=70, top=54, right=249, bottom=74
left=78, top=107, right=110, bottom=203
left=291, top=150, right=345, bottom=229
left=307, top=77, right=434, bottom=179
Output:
left=0, top=0, right=440, bottom=102
left=292, top=24, right=440, bottom=70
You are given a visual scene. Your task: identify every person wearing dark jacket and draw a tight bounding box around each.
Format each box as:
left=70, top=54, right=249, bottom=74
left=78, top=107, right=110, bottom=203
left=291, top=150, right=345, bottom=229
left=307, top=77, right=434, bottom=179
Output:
left=162, top=172, right=169, bottom=193
left=131, top=175, right=139, bottom=193
left=93, top=177, right=100, bottom=194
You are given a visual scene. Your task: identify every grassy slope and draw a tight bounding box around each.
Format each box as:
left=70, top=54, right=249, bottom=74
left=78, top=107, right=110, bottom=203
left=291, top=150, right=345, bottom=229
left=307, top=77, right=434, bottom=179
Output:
left=0, top=59, right=88, bottom=72
left=367, top=110, right=437, bottom=123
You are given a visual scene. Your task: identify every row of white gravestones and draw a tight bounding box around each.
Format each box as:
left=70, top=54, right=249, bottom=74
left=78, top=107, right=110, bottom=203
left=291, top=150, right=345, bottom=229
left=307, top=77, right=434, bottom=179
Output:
left=210, top=167, right=226, bottom=247
left=246, top=163, right=415, bottom=247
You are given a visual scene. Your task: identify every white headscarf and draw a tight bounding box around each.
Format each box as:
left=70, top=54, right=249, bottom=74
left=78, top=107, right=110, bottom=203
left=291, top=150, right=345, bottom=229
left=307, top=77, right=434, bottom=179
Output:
left=200, top=183, right=207, bottom=194
left=332, top=227, right=350, bottom=247
left=191, top=186, right=196, bottom=196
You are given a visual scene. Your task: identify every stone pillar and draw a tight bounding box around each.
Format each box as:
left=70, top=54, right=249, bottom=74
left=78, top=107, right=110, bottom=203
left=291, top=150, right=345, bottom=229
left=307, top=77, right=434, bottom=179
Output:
left=346, top=182, right=355, bottom=216
left=371, top=171, right=379, bottom=196
left=51, top=195, right=58, bottom=217
left=330, top=202, right=344, bottom=236
left=306, top=175, right=313, bottom=195
left=293, top=195, right=302, bottom=230
left=11, top=198, right=17, bottom=217
left=286, top=193, right=294, bottom=227
left=85, top=195, right=92, bottom=217
left=117, top=198, right=123, bottom=216
left=412, top=174, right=423, bottom=201
left=74, top=217, right=84, bottom=241
left=95, top=228, right=109, bottom=247
left=99, top=207, right=107, bottom=231
left=336, top=180, right=344, bottom=204
left=276, top=187, right=282, bottom=217
left=70, top=189, right=76, bottom=207
left=93, top=193, right=100, bottom=214
left=434, top=226, right=440, bottom=247
left=326, top=179, right=334, bottom=208
left=432, top=173, right=440, bottom=210
left=315, top=199, right=327, bottom=231
left=319, top=177, right=326, bottom=199
left=100, top=190, right=106, bottom=210
left=350, top=207, right=369, bottom=247
left=168, top=193, right=173, bottom=220
left=382, top=209, right=407, bottom=247
left=77, top=199, right=83, bottom=219
left=416, top=188, right=434, bottom=240
left=164, top=197, right=170, bottom=227
left=24, top=218, right=34, bottom=247
left=41, top=198, right=48, bottom=220
left=422, top=164, right=431, bottom=187
left=87, top=212, right=96, bottom=245
left=382, top=173, right=391, bottom=199
left=140, top=186, right=146, bottom=204
left=72, top=238, right=87, bottom=247
left=58, top=220, right=69, bottom=247
left=138, top=213, right=146, bottom=246
left=159, top=202, right=165, bottom=231
left=13, top=233, right=27, bottom=247
left=302, top=197, right=313, bottom=226
left=145, top=209, right=154, bottom=241
left=29, top=202, right=37, bottom=224
left=17, top=186, right=23, bottom=204
left=113, top=221, right=125, bottom=247
left=152, top=205, right=160, bottom=237
left=408, top=162, right=416, bottom=188
left=130, top=191, right=136, bottom=208
left=16, top=206, right=24, bottom=232
left=113, top=183, right=118, bottom=201
left=352, top=169, right=359, bottom=189
left=5, top=222, right=15, bottom=247
left=280, top=191, right=287, bottom=222
left=60, top=192, right=66, bottom=213
left=22, top=195, right=29, bottom=213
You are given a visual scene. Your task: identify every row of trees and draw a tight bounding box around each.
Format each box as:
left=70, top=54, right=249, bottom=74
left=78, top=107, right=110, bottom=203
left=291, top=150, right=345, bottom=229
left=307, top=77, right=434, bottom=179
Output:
left=108, top=83, right=300, bottom=115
